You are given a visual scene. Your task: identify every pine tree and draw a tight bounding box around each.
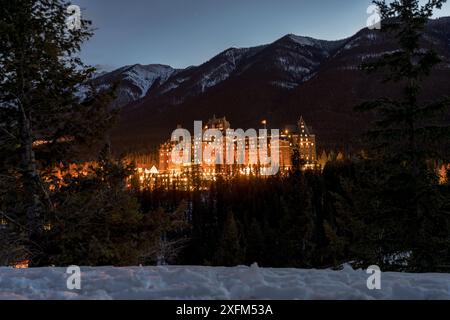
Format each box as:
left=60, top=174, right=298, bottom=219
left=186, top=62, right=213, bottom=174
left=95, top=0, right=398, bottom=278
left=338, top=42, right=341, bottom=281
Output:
left=278, top=172, right=316, bottom=267
left=44, top=145, right=153, bottom=266
left=354, top=0, right=450, bottom=271
left=214, top=211, right=245, bottom=266
left=359, top=0, right=450, bottom=166
left=246, top=218, right=264, bottom=264
left=0, top=0, right=114, bottom=265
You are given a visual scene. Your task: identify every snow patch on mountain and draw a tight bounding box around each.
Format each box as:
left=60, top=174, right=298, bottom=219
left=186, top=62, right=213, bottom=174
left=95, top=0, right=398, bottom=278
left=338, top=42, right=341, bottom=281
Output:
left=271, top=81, right=299, bottom=89
left=366, top=32, right=379, bottom=41
left=75, top=83, right=111, bottom=101
left=197, top=47, right=261, bottom=92
left=288, top=35, right=322, bottom=47
left=200, top=65, right=231, bottom=92
left=123, top=64, right=176, bottom=98
left=359, top=50, right=402, bottom=61
left=221, top=47, right=252, bottom=67
left=343, top=32, right=378, bottom=51
left=75, top=84, right=90, bottom=100
left=344, top=37, right=361, bottom=50
left=277, top=57, right=312, bottom=75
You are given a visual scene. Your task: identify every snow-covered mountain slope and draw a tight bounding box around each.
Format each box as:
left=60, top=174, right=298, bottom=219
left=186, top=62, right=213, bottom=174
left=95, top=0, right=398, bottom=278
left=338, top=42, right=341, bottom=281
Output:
left=250, top=34, right=346, bottom=89
left=94, top=33, right=346, bottom=108
left=95, top=18, right=450, bottom=112
left=147, top=35, right=346, bottom=102
left=144, top=45, right=268, bottom=105
left=93, top=64, right=177, bottom=109
left=332, top=18, right=450, bottom=72
left=0, top=264, right=449, bottom=300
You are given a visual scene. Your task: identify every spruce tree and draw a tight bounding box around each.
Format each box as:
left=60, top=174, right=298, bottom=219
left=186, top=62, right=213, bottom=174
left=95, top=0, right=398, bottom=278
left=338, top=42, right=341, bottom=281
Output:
left=355, top=0, right=450, bottom=271
left=0, top=0, right=114, bottom=265
left=246, top=218, right=264, bottom=264
left=214, top=211, right=245, bottom=266
left=45, top=145, right=152, bottom=266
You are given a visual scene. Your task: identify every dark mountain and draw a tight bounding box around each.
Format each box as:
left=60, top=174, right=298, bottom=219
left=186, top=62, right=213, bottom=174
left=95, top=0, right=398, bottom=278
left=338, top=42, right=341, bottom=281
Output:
left=98, top=17, right=450, bottom=153
left=280, top=18, right=450, bottom=151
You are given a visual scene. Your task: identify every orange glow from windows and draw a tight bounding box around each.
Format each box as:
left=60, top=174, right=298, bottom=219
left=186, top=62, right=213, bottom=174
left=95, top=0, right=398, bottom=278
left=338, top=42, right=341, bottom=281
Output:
left=14, top=260, right=29, bottom=269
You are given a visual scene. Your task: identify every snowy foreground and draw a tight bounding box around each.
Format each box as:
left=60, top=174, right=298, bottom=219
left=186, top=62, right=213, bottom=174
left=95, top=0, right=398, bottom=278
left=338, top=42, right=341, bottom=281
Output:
left=0, top=264, right=449, bottom=300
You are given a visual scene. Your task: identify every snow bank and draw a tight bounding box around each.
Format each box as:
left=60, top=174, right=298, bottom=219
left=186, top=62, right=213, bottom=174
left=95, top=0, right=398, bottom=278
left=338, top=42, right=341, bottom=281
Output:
left=0, top=264, right=449, bottom=300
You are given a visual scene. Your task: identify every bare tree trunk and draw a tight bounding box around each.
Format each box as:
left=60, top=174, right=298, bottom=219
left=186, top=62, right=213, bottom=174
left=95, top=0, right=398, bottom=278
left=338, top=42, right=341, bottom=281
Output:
left=19, top=112, right=43, bottom=264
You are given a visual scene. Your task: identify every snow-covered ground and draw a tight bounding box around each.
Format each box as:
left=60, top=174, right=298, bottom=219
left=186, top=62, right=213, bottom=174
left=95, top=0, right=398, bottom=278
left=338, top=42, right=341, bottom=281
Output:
left=0, top=264, right=449, bottom=300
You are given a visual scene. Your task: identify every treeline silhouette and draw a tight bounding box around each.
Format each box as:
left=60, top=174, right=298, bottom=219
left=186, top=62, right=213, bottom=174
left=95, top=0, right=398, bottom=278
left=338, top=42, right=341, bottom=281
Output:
left=134, top=160, right=450, bottom=271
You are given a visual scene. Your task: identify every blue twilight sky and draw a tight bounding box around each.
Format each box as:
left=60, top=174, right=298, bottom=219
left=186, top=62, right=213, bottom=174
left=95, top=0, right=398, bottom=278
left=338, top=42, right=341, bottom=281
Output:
left=76, top=0, right=450, bottom=70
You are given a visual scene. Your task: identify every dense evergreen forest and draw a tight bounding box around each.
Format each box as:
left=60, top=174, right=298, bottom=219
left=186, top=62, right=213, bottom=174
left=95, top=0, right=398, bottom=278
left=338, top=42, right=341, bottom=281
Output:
left=132, top=159, right=450, bottom=272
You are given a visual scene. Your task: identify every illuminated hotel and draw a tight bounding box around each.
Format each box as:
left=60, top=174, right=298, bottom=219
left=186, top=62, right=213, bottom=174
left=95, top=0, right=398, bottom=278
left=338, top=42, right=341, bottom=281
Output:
left=157, top=116, right=317, bottom=183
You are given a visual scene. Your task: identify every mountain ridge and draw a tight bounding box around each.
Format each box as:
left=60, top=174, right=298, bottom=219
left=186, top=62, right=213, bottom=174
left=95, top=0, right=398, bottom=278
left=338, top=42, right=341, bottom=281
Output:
left=93, top=17, right=450, bottom=153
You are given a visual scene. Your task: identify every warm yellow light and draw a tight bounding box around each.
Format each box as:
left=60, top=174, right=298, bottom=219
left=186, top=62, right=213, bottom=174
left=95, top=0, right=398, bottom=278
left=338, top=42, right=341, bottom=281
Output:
left=14, top=260, right=29, bottom=269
